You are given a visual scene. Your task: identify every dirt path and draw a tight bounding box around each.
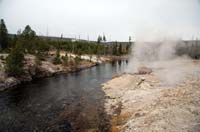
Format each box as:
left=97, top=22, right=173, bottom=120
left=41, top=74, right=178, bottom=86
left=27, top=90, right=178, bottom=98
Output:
left=102, top=61, right=200, bottom=132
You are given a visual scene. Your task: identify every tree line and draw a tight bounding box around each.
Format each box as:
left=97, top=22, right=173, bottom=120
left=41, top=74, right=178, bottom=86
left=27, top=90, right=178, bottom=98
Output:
left=0, top=19, right=130, bottom=55
left=0, top=19, right=131, bottom=76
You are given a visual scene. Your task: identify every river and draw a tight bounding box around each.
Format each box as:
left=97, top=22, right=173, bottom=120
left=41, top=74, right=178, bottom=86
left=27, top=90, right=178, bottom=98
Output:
left=0, top=60, right=128, bottom=132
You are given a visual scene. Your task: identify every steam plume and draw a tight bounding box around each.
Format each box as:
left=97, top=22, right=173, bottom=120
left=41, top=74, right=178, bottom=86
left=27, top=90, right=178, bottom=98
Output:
left=126, top=35, right=200, bottom=86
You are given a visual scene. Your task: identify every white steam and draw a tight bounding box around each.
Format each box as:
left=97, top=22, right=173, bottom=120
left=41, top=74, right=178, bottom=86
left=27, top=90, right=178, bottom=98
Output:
left=126, top=37, right=200, bottom=86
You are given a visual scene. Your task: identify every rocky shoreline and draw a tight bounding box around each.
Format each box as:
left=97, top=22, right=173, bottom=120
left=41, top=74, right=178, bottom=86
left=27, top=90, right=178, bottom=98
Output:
left=0, top=53, right=129, bottom=91
left=102, top=60, right=200, bottom=132
left=0, top=54, right=100, bottom=91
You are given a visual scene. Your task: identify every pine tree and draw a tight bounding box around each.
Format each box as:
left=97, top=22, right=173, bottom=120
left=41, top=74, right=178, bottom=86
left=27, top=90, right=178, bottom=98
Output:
left=97, top=35, right=102, bottom=43
left=6, top=42, right=24, bottom=76
left=22, top=25, right=36, bottom=39
left=126, top=44, right=129, bottom=54
left=21, top=25, right=37, bottom=53
left=103, top=34, right=106, bottom=42
left=113, top=44, right=118, bottom=56
left=0, top=19, right=9, bottom=49
left=119, top=43, right=123, bottom=55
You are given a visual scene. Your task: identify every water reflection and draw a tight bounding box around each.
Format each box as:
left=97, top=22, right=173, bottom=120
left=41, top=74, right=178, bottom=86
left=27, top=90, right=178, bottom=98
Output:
left=0, top=60, right=128, bottom=132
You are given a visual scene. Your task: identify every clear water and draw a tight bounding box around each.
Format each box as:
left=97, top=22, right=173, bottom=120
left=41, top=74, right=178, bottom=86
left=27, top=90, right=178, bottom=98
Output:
left=0, top=60, right=128, bottom=132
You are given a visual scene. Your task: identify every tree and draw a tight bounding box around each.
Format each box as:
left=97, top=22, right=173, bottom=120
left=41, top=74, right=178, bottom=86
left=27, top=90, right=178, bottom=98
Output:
left=6, top=42, right=24, bottom=76
left=126, top=44, right=129, bottom=54
left=103, top=34, right=106, bottom=42
left=22, top=25, right=36, bottom=39
left=20, top=25, right=37, bottom=53
left=119, top=43, right=123, bottom=55
left=97, top=35, right=102, bottom=43
left=113, top=44, right=119, bottom=56
left=129, top=36, right=132, bottom=43
left=53, top=49, right=61, bottom=64
left=35, top=38, right=49, bottom=55
left=0, top=19, right=9, bottom=49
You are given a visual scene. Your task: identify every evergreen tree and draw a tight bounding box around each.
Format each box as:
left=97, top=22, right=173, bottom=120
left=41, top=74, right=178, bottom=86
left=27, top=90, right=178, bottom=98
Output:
left=119, top=43, right=123, bottom=55
left=20, top=25, right=37, bottom=53
left=22, top=25, right=36, bottom=39
left=6, top=42, right=24, bottom=76
left=0, top=19, right=9, bottom=49
left=113, top=44, right=119, bottom=56
left=126, top=44, right=129, bottom=54
left=97, top=35, right=102, bottom=43
left=103, top=34, right=106, bottom=42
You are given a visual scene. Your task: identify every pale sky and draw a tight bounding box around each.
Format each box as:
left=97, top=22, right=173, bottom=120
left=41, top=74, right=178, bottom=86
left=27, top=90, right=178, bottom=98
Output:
left=0, top=0, right=200, bottom=41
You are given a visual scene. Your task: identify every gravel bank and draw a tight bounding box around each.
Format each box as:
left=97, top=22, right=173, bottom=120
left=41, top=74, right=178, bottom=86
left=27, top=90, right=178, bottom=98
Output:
left=102, top=60, right=200, bottom=132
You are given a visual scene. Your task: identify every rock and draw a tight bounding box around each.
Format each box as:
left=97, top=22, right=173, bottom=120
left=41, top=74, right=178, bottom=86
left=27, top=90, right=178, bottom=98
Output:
left=0, top=54, right=98, bottom=91
left=138, top=67, right=152, bottom=74
left=0, top=77, right=20, bottom=91
left=102, top=63, right=200, bottom=132
left=112, top=74, right=121, bottom=79
left=28, top=65, right=37, bottom=76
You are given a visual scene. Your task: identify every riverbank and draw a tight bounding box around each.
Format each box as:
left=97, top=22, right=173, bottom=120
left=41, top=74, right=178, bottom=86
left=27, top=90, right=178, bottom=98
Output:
left=0, top=54, right=111, bottom=91
left=102, top=60, right=200, bottom=132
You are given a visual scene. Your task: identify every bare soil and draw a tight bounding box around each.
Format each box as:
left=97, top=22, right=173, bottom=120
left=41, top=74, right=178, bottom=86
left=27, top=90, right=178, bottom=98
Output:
left=102, top=60, right=200, bottom=132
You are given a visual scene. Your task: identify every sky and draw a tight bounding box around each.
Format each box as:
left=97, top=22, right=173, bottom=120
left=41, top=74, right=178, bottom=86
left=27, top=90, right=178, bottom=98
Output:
left=0, top=0, right=200, bottom=41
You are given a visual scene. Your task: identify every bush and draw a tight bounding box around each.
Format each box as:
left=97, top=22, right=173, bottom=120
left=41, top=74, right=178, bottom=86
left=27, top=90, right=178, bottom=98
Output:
left=53, top=56, right=61, bottom=65
left=61, top=56, right=68, bottom=66
left=6, top=44, right=24, bottom=76
left=53, top=50, right=61, bottom=65
left=68, top=59, right=75, bottom=66
left=74, top=56, right=81, bottom=65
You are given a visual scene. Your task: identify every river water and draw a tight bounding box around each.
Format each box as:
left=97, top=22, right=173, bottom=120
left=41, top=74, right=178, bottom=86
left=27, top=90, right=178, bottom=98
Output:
left=0, top=60, right=128, bottom=132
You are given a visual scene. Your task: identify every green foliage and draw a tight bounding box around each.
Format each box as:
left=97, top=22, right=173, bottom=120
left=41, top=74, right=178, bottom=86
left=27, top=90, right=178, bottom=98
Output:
left=22, top=25, right=36, bottom=39
left=35, top=39, right=49, bottom=53
left=6, top=43, right=24, bottom=76
left=68, top=58, right=75, bottom=66
left=6, top=24, right=131, bottom=57
left=111, top=43, right=130, bottom=56
left=126, top=43, right=131, bottom=54
left=119, top=44, right=123, bottom=54
left=113, top=44, right=119, bottom=56
left=13, top=25, right=50, bottom=56
left=53, top=49, right=61, bottom=65
left=17, top=25, right=37, bottom=53
left=61, top=56, right=68, bottom=66
left=0, top=19, right=9, bottom=49
left=74, top=56, right=81, bottom=65
left=49, top=41, right=106, bottom=55
left=97, top=35, right=102, bottom=43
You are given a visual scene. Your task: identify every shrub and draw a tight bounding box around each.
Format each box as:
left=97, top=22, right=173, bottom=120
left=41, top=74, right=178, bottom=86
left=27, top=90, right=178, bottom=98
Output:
left=53, top=49, right=61, bottom=65
left=5, top=44, right=24, bottom=76
left=61, top=56, right=68, bottom=66
left=74, top=56, right=81, bottom=65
